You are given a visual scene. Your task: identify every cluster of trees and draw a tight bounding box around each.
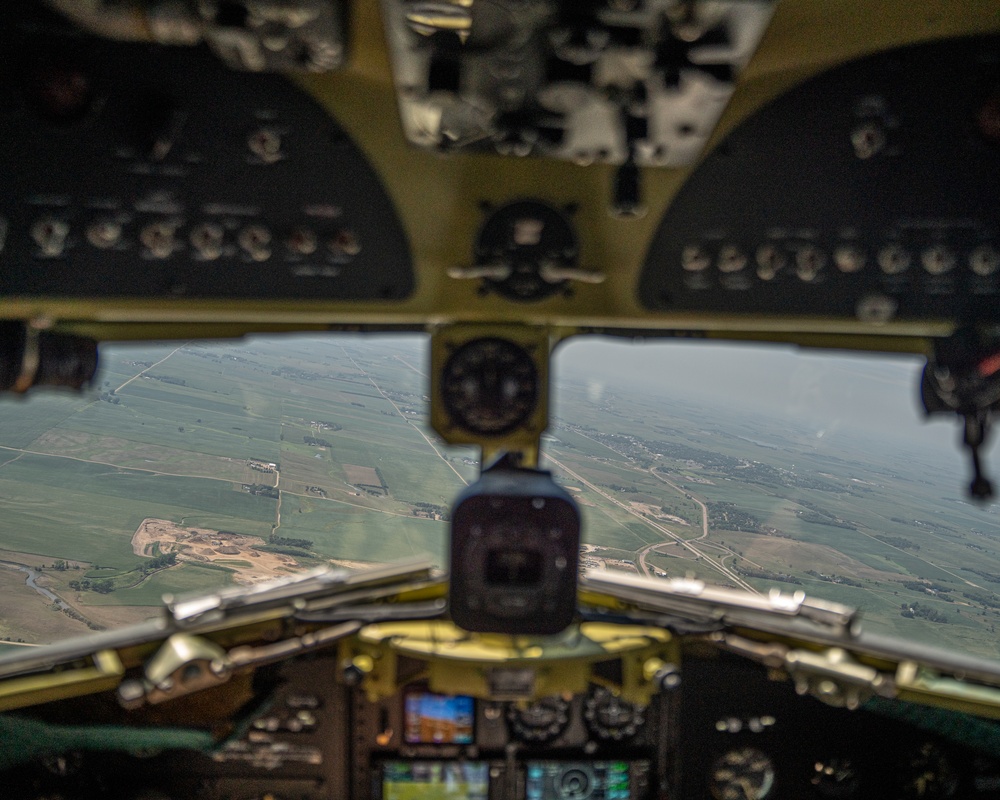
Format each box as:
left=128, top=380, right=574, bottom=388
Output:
left=963, top=591, right=1000, bottom=610
left=141, top=552, right=178, bottom=572
left=271, top=366, right=323, bottom=381
left=796, top=510, right=857, bottom=530
left=270, top=534, right=313, bottom=550
left=708, top=501, right=762, bottom=532
left=966, top=568, right=1000, bottom=584
left=901, top=603, right=949, bottom=623
left=806, top=570, right=863, bottom=588
left=303, top=436, right=334, bottom=447
left=876, top=535, right=920, bottom=550
left=737, top=566, right=802, bottom=585
left=609, top=484, right=640, bottom=493
left=902, top=580, right=950, bottom=594
left=60, top=605, right=103, bottom=630
left=69, top=578, right=114, bottom=593
left=353, top=468, right=387, bottom=494
left=411, top=502, right=449, bottom=520
left=68, top=553, right=178, bottom=594
left=147, top=374, right=186, bottom=386
left=245, top=484, right=279, bottom=498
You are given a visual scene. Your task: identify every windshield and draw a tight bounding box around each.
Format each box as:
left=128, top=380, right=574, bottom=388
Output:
left=0, top=335, right=997, bottom=659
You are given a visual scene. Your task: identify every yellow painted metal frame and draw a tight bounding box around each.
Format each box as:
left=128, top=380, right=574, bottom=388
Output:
left=431, top=323, right=566, bottom=463
left=345, top=619, right=676, bottom=706
left=0, top=650, right=124, bottom=713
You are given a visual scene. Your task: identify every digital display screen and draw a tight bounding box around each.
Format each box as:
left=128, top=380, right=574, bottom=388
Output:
left=525, top=761, right=634, bottom=800
left=380, top=760, right=489, bottom=800
left=403, top=691, right=475, bottom=744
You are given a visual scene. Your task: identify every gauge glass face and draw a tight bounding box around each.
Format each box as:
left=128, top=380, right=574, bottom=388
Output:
left=507, top=695, right=571, bottom=743
left=709, top=748, right=776, bottom=800
left=901, top=742, right=958, bottom=799
left=583, top=686, right=645, bottom=741
left=811, top=757, right=859, bottom=798
left=441, top=337, right=539, bottom=436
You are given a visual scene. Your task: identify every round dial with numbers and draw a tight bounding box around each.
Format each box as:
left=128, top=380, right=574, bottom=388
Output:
left=709, top=748, right=776, bottom=800
left=506, top=695, right=571, bottom=743
left=583, top=686, right=645, bottom=741
left=441, top=337, right=539, bottom=436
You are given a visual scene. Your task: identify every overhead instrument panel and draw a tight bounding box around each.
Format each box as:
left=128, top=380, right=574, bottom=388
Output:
left=0, top=5, right=413, bottom=302
left=143, top=0, right=348, bottom=73
left=380, top=0, right=776, bottom=168
left=638, top=36, right=1000, bottom=326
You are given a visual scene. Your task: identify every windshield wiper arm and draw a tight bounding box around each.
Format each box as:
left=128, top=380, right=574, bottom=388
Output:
left=581, top=570, right=858, bottom=637
left=166, top=556, right=438, bottom=626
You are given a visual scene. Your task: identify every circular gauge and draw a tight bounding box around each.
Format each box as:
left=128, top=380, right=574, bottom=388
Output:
left=900, top=742, right=958, bottom=799
left=441, top=337, right=539, bottom=436
left=709, top=748, right=776, bottom=800
left=583, top=686, right=645, bottom=741
left=810, top=757, right=859, bottom=798
left=506, top=695, right=571, bottom=743
left=557, top=765, right=595, bottom=800
left=472, top=201, right=579, bottom=302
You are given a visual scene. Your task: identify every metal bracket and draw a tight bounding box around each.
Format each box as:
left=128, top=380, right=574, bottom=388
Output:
left=710, top=633, right=895, bottom=710
left=784, top=647, right=893, bottom=710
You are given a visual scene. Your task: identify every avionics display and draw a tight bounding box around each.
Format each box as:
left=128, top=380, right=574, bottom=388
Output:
left=525, top=760, right=647, bottom=800
left=380, top=760, right=489, bottom=800
left=403, top=691, right=475, bottom=744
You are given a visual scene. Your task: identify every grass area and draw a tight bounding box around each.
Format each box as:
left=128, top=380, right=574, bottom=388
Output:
left=279, top=494, right=446, bottom=564
left=0, top=453, right=275, bottom=523
left=83, top=563, right=236, bottom=606
left=0, top=567, right=91, bottom=642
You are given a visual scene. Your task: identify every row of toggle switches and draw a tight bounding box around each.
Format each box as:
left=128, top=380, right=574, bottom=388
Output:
left=681, top=242, right=1000, bottom=281
left=26, top=217, right=361, bottom=262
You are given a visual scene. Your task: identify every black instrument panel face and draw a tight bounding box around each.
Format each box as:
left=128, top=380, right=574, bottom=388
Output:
left=678, top=653, right=1000, bottom=800
left=6, top=650, right=1000, bottom=800
left=0, top=6, right=414, bottom=302
left=639, top=36, right=1000, bottom=325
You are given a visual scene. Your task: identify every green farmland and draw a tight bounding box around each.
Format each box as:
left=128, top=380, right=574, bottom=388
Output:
left=1, top=335, right=1000, bottom=663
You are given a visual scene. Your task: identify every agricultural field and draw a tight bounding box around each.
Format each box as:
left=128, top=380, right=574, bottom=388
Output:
left=0, top=335, right=465, bottom=634
left=545, top=352, right=1000, bottom=659
left=0, top=334, right=999, bottom=664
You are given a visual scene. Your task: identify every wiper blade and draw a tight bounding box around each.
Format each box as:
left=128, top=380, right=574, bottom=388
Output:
left=166, top=556, right=438, bottom=626
left=582, top=571, right=1000, bottom=717
left=0, top=558, right=440, bottom=689
left=581, top=570, right=858, bottom=637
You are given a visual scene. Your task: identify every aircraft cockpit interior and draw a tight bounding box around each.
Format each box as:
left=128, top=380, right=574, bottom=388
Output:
left=3, top=1, right=1000, bottom=798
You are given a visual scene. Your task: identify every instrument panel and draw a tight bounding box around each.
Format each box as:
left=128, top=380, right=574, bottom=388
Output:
left=0, top=1, right=998, bottom=343
left=8, top=647, right=1000, bottom=800
left=0, top=3, right=413, bottom=303
left=351, top=654, right=665, bottom=799
left=638, top=35, right=1000, bottom=327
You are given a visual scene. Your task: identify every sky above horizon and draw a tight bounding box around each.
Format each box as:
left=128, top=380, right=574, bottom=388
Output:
left=553, top=336, right=1000, bottom=486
